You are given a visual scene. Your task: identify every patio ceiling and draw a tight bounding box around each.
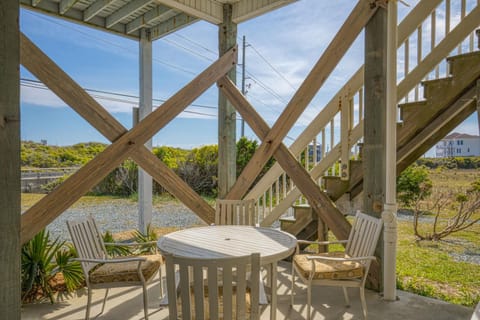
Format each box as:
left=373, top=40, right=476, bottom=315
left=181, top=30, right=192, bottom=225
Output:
left=20, top=0, right=297, bottom=41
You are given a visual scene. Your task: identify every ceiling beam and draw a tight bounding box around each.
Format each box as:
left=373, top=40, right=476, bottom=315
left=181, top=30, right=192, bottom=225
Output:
left=20, top=0, right=140, bottom=39
left=233, top=0, right=297, bottom=23
left=84, top=0, right=114, bottom=22
left=106, top=0, right=154, bottom=28
left=126, top=4, right=176, bottom=34
left=150, top=12, right=198, bottom=40
left=59, top=0, right=79, bottom=15
left=155, top=0, right=222, bottom=24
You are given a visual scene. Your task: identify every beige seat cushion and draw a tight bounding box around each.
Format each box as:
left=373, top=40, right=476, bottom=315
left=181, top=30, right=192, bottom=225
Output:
left=293, top=251, right=363, bottom=280
left=89, top=254, right=162, bottom=284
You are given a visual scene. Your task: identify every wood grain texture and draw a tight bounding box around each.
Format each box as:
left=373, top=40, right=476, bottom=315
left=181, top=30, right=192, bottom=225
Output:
left=20, top=36, right=236, bottom=242
left=225, top=0, right=378, bottom=200
left=0, top=0, right=21, bottom=315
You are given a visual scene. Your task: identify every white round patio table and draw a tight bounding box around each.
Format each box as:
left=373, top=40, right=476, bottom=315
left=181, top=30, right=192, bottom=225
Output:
left=157, top=225, right=297, bottom=320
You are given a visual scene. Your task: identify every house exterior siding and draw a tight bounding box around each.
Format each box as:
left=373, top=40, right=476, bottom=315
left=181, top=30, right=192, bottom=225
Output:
left=435, top=132, right=480, bottom=157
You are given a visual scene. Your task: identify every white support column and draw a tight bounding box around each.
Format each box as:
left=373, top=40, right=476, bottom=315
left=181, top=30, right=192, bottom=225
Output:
left=382, top=0, right=398, bottom=301
left=138, top=28, right=153, bottom=233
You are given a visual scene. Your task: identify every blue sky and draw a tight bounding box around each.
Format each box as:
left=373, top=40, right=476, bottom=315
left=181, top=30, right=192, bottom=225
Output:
left=20, top=0, right=479, bottom=152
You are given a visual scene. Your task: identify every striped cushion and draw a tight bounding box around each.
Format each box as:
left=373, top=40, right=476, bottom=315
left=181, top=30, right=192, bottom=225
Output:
left=89, top=254, right=162, bottom=284
left=293, top=251, right=363, bottom=280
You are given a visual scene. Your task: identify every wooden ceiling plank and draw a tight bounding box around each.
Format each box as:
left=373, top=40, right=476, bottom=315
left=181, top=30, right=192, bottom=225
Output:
left=219, top=76, right=351, bottom=241
left=106, top=0, right=154, bottom=28
left=59, top=0, right=79, bottom=15
left=19, top=34, right=235, bottom=243
left=150, top=12, right=198, bottom=40
left=233, top=0, right=296, bottom=23
left=126, top=4, right=173, bottom=34
left=84, top=0, right=114, bottom=22
left=156, top=0, right=222, bottom=24
left=225, top=0, right=379, bottom=200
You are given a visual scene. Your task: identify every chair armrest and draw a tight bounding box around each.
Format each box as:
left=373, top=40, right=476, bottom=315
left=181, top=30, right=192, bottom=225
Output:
left=103, top=241, right=157, bottom=247
left=297, top=239, right=348, bottom=246
left=296, top=239, right=348, bottom=253
left=305, top=255, right=377, bottom=263
left=73, top=257, right=147, bottom=264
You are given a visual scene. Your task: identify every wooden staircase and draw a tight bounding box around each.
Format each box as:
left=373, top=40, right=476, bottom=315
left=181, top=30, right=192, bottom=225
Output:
left=282, top=51, right=480, bottom=237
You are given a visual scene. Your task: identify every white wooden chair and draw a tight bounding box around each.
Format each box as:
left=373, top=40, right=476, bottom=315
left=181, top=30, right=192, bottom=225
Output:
left=215, top=198, right=267, bottom=304
left=215, top=199, right=257, bottom=226
left=67, top=215, right=163, bottom=320
left=290, top=211, right=383, bottom=320
left=165, top=252, right=260, bottom=320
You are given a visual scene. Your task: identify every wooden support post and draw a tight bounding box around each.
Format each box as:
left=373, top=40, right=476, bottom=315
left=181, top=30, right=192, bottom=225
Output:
left=477, top=79, right=480, bottom=135
left=138, top=28, right=153, bottom=233
left=364, top=5, right=387, bottom=291
left=226, top=0, right=379, bottom=200
left=218, top=4, right=237, bottom=198
left=0, top=0, right=21, bottom=316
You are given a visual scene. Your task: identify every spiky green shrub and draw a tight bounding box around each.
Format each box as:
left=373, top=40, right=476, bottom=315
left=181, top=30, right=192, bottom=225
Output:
left=21, top=230, right=84, bottom=303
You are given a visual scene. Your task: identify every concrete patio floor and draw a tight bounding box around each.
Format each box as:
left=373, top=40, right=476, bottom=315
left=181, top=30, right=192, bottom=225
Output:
left=22, top=261, right=474, bottom=320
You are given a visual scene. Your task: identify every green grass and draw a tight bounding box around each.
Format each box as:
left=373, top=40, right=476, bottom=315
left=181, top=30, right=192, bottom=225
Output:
left=394, top=168, right=480, bottom=307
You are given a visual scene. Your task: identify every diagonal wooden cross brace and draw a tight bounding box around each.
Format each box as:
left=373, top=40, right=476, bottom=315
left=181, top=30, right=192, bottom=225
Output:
left=218, top=77, right=351, bottom=240
left=20, top=33, right=237, bottom=243
left=225, top=0, right=380, bottom=201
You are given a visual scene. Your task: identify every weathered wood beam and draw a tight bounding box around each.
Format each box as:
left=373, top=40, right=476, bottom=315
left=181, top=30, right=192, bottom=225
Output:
left=84, top=0, right=114, bottom=22
left=106, top=0, right=153, bottom=28
left=20, top=34, right=236, bottom=243
left=59, top=0, right=79, bottom=15
left=219, top=77, right=351, bottom=241
left=126, top=5, right=175, bottom=34
left=150, top=13, right=197, bottom=40
left=225, top=0, right=380, bottom=200
left=217, top=4, right=237, bottom=198
left=0, top=0, right=21, bottom=315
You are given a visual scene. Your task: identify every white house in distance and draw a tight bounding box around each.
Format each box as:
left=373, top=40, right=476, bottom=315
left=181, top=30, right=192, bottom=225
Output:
left=435, top=132, right=480, bottom=157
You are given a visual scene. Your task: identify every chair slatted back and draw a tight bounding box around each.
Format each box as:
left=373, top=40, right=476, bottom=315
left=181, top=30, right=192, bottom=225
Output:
left=67, top=215, right=107, bottom=275
left=345, top=211, right=383, bottom=259
left=165, top=253, right=260, bottom=320
left=215, top=199, right=257, bottom=226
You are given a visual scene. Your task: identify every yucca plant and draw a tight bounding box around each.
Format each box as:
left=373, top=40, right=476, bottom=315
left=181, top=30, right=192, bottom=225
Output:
left=102, top=230, right=131, bottom=257
left=21, top=229, right=84, bottom=303
left=132, top=224, right=158, bottom=254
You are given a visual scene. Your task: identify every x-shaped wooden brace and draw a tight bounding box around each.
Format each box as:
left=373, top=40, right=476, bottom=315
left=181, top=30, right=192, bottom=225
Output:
left=20, top=33, right=236, bottom=243
left=220, top=0, right=381, bottom=240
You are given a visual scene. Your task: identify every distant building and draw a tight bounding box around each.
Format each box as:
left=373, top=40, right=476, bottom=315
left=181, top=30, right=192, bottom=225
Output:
left=435, top=132, right=480, bottom=157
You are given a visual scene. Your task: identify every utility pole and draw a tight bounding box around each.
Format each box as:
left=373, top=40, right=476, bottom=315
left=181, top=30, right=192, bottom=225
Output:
left=241, top=35, right=246, bottom=137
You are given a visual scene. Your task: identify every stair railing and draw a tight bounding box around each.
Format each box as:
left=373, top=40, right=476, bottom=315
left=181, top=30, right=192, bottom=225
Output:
left=248, top=0, right=480, bottom=227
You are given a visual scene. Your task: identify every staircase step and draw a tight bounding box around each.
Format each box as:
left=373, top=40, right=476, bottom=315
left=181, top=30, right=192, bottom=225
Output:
left=279, top=216, right=296, bottom=231
left=399, top=100, right=427, bottom=122
left=422, top=77, right=453, bottom=100
left=447, top=51, right=480, bottom=76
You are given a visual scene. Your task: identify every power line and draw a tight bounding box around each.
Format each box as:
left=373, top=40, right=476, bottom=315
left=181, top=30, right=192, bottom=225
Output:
left=248, top=43, right=298, bottom=92
left=20, top=78, right=217, bottom=118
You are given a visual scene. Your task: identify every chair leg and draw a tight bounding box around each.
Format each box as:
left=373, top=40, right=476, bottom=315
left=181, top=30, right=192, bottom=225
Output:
left=342, top=287, right=350, bottom=307
left=85, top=287, right=92, bottom=320
left=100, top=288, right=109, bottom=315
left=360, top=287, right=367, bottom=319
left=290, top=265, right=295, bottom=306
left=143, top=283, right=149, bottom=320
left=307, top=281, right=312, bottom=320
left=158, top=265, right=163, bottom=299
